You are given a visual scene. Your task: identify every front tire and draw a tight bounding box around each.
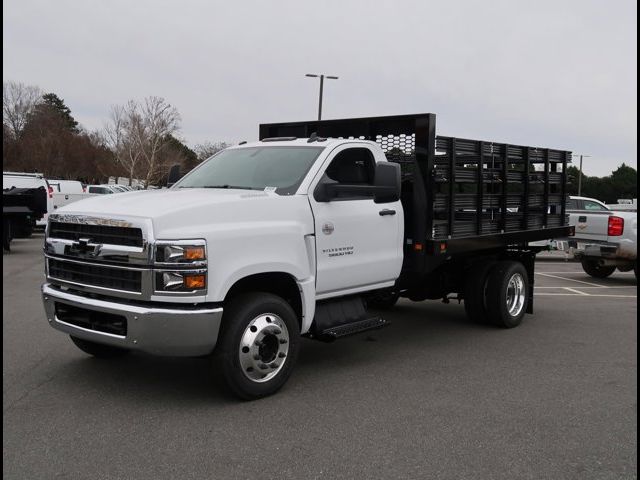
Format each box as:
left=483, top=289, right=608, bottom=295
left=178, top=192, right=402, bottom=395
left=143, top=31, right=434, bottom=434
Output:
left=216, top=293, right=300, bottom=400
left=485, top=261, right=529, bottom=328
left=581, top=259, right=616, bottom=278
left=70, top=336, right=130, bottom=358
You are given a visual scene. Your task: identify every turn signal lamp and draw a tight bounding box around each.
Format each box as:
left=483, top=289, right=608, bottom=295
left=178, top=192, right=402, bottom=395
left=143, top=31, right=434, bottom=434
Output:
left=184, top=246, right=205, bottom=261
left=184, top=274, right=206, bottom=289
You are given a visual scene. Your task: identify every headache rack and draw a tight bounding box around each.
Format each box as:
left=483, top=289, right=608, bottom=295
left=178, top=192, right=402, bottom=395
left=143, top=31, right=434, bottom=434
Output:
left=260, top=113, right=573, bottom=275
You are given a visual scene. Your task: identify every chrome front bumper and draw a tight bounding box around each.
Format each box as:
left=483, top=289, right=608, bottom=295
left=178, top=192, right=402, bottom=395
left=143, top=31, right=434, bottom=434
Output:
left=42, top=283, right=223, bottom=356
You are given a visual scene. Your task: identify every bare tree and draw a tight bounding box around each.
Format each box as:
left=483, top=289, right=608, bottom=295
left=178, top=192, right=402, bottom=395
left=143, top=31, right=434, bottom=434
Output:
left=134, top=96, right=181, bottom=188
left=103, top=102, right=144, bottom=185
left=3, top=81, right=42, bottom=138
left=103, top=97, right=180, bottom=188
left=194, top=141, right=230, bottom=161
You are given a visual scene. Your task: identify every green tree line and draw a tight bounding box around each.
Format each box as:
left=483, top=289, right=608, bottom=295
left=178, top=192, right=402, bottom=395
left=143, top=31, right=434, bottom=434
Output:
left=566, top=164, right=637, bottom=204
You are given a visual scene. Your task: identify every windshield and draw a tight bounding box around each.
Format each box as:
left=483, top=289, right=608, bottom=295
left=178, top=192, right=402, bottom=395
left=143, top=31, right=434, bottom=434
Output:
left=174, top=146, right=324, bottom=195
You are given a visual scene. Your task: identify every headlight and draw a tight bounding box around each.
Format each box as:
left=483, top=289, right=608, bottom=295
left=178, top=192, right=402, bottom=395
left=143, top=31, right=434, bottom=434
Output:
left=155, top=240, right=207, bottom=264
left=155, top=270, right=207, bottom=292
left=154, top=240, right=207, bottom=294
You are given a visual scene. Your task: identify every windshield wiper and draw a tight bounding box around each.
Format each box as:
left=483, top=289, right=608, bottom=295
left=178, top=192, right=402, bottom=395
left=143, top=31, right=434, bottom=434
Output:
left=204, top=185, right=257, bottom=190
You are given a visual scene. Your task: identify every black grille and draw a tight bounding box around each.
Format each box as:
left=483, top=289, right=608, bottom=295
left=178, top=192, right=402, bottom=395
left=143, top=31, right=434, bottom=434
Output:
left=48, top=258, right=142, bottom=293
left=49, top=222, right=143, bottom=247
left=55, top=302, right=127, bottom=336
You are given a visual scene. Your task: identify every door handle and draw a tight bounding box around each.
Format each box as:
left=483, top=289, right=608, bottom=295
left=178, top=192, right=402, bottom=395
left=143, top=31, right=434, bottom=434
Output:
left=379, top=209, right=396, bottom=216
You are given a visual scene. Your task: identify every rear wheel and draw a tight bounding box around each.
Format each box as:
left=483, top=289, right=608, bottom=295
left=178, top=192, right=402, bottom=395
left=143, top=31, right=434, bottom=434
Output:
left=485, top=261, right=529, bottom=328
left=70, top=336, right=130, bottom=358
left=581, top=259, right=616, bottom=278
left=215, top=293, right=300, bottom=400
left=463, top=261, right=495, bottom=324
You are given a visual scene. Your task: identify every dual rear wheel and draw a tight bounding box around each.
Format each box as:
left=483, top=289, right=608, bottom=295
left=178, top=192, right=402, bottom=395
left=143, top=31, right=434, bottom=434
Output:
left=464, top=260, right=529, bottom=328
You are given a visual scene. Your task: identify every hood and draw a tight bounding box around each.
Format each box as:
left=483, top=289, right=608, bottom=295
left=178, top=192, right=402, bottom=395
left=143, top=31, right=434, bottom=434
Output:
left=56, top=188, right=313, bottom=238
left=60, top=188, right=269, bottom=217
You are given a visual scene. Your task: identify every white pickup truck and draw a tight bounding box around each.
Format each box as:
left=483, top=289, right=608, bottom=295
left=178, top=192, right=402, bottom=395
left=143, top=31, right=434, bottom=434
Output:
left=567, top=196, right=637, bottom=278
left=41, top=114, right=574, bottom=399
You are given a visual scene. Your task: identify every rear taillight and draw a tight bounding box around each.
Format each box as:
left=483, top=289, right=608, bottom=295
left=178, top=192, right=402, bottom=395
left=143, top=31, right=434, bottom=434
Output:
left=48, top=186, right=53, bottom=198
left=608, top=216, right=624, bottom=236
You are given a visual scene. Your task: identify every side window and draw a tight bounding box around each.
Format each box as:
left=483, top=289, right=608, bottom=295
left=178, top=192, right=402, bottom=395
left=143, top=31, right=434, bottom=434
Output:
left=323, top=148, right=376, bottom=199
left=566, top=198, right=578, bottom=210
left=583, top=200, right=608, bottom=211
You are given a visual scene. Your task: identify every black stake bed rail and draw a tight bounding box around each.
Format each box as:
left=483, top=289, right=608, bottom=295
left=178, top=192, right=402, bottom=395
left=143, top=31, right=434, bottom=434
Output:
left=260, top=113, right=574, bottom=276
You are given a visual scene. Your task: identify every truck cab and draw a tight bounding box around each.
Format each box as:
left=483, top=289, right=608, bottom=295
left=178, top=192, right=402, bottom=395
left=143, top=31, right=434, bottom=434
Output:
left=42, top=137, right=404, bottom=398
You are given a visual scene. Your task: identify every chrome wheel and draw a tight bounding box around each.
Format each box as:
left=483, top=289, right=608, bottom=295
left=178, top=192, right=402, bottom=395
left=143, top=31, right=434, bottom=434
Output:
left=238, top=313, right=289, bottom=383
left=506, top=273, right=526, bottom=317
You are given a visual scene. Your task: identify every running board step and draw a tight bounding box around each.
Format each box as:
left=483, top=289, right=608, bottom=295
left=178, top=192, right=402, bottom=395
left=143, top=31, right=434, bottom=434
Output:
left=317, top=316, right=389, bottom=341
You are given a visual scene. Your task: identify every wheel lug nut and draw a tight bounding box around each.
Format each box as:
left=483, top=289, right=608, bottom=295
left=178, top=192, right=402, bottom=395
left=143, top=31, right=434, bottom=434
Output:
left=270, top=363, right=279, bottom=369
left=272, top=328, right=282, bottom=335
left=279, top=338, right=287, bottom=344
left=253, top=355, right=261, bottom=361
left=278, top=352, right=286, bottom=358
left=258, top=363, right=269, bottom=370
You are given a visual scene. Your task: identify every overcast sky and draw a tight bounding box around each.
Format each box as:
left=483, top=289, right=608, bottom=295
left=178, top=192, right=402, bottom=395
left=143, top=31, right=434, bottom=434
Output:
left=3, top=0, right=637, bottom=176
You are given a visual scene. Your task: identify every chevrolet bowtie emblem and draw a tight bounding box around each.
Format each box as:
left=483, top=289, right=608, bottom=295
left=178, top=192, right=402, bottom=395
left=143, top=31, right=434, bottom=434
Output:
left=72, top=237, right=100, bottom=256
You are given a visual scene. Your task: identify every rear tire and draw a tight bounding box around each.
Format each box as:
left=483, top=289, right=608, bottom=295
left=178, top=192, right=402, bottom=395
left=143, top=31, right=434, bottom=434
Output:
left=70, top=336, right=130, bottom=358
left=463, top=261, right=495, bottom=324
left=215, top=293, right=300, bottom=400
left=581, top=259, right=616, bottom=278
left=485, top=261, right=529, bottom=328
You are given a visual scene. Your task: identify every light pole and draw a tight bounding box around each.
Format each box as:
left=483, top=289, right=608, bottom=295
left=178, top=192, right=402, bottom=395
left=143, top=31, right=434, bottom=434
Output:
left=305, top=73, right=339, bottom=121
left=574, top=154, right=591, bottom=196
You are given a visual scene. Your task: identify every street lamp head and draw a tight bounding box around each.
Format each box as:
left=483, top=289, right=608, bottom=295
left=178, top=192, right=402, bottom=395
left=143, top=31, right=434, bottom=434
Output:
left=305, top=73, right=339, bottom=121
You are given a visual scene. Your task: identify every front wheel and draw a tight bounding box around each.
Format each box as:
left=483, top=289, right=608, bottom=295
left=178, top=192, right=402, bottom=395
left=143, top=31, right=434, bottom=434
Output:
left=215, top=293, right=300, bottom=400
left=581, top=259, right=616, bottom=278
left=485, top=261, right=530, bottom=328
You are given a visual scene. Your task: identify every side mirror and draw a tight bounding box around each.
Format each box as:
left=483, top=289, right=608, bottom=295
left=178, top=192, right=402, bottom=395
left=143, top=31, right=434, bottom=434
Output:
left=167, top=164, right=181, bottom=187
left=373, top=162, right=401, bottom=203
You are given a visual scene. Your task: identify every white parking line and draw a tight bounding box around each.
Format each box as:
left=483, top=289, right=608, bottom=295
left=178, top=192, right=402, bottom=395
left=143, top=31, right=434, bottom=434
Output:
left=535, top=286, right=636, bottom=289
left=536, top=293, right=636, bottom=298
left=564, top=287, right=590, bottom=296
left=535, top=272, right=604, bottom=287
left=536, top=271, right=635, bottom=275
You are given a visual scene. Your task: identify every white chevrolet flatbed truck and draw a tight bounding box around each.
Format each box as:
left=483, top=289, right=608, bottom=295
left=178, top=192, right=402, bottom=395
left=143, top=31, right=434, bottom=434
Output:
left=42, top=113, right=575, bottom=399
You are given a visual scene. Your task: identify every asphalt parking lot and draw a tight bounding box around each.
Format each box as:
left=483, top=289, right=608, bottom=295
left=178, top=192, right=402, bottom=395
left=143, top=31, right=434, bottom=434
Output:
left=3, top=234, right=637, bottom=480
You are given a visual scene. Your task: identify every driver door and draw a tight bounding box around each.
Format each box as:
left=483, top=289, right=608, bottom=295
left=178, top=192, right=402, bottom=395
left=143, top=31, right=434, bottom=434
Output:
left=309, top=144, right=403, bottom=297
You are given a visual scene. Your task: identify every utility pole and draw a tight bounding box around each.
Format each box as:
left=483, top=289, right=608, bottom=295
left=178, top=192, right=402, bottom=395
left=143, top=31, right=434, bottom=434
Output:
left=305, top=74, right=339, bottom=121
left=575, top=154, right=591, bottom=196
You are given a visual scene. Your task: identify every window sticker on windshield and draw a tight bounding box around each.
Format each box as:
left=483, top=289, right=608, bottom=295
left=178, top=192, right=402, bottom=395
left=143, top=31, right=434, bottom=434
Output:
left=264, top=186, right=277, bottom=193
